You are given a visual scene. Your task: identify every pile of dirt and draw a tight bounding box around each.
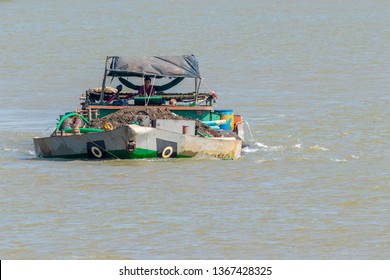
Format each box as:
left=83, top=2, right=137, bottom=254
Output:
left=88, top=107, right=219, bottom=136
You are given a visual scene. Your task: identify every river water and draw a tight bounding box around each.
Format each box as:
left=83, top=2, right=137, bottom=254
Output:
left=0, top=0, right=389, bottom=259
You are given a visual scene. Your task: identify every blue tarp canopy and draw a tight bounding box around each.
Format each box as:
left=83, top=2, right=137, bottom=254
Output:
left=107, top=55, right=201, bottom=79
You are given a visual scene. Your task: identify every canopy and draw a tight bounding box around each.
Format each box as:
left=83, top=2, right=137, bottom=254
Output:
left=107, top=55, right=201, bottom=79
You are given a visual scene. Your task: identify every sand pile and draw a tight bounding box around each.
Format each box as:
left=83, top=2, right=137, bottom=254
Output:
left=89, top=107, right=218, bottom=136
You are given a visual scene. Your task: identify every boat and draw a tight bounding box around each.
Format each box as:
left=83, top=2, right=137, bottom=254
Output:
left=33, top=55, right=245, bottom=160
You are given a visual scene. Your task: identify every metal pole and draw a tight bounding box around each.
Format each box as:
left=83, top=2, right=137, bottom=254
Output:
left=194, top=77, right=201, bottom=105
left=99, top=56, right=109, bottom=103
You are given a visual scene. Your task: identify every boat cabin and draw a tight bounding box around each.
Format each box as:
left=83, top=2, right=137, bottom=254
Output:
left=77, top=55, right=241, bottom=134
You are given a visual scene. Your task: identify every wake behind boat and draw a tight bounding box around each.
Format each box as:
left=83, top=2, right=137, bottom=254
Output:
left=33, top=55, right=245, bottom=160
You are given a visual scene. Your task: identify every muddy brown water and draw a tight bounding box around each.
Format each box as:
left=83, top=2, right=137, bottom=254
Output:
left=1, top=0, right=389, bottom=260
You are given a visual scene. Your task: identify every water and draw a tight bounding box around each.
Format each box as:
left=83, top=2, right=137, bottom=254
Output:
left=0, top=0, right=389, bottom=259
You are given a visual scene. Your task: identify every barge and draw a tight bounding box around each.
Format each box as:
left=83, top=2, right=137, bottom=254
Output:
left=33, top=55, right=245, bottom=160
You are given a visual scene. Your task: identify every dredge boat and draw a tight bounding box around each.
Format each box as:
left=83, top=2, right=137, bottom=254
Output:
left=33, top=55, right=245, bottom=160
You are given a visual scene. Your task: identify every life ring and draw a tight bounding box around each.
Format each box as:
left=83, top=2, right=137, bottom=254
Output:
left=90, top=146, right=103, bottom=158
left=104, top=122, right=114, bottom=131
left=162, top=146, right=173, bottom=158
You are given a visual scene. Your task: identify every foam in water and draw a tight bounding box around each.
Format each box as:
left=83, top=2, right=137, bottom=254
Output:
left=3, top=147, right=36, bottom=157
left=256, top=142, right=284, bottom=152
left=3, top=148, right=19, bottom=153
left=243, top=140, right=333, bottom=155
left=332, top=158, right=348, bottom=162
left=309, top=145, right=329, bottom=152
left=242, top=142, right=286, bottom=154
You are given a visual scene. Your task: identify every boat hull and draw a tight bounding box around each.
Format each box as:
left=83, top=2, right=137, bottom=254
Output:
left=33, top=124, right=242, bottom=160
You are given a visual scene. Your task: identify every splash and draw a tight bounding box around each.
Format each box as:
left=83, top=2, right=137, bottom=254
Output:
left=242, top=146, right=259, bottom=153
left=244, top=120, right=255, bottom=143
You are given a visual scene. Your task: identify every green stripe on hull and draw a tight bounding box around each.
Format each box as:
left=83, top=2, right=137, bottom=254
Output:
left=36, top=148, right=192, bottom=160
left=129, top=148, right=157, bottom=159
left=129, top=148, right=192, bottom=159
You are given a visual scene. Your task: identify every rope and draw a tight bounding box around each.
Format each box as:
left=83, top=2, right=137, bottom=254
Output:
left=202, top=78, right=214, bottom=93
left=194, top=78, right=216, bottom=106
left=78, top=133, right=121, bottom=160
left=144, top=75, right=156, bottom=106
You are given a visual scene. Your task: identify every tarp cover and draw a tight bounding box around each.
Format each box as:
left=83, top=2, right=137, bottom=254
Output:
left=108, top=55, right=201, bottom=78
